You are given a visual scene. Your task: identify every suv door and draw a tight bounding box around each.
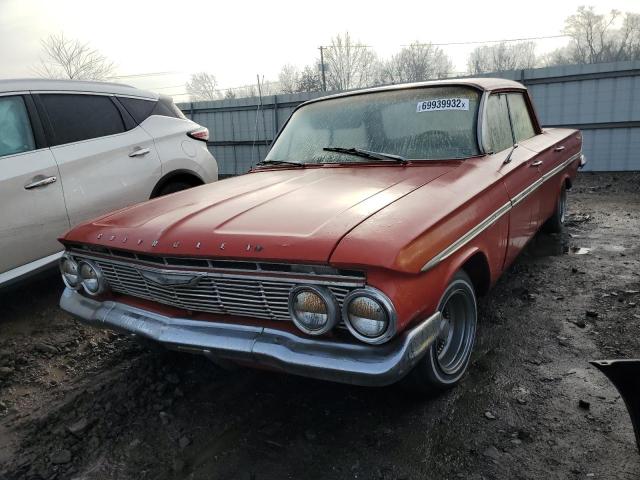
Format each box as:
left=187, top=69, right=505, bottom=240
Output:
left=483, top=93, right=542, bottom=268
left=36, top=93, right=162, bottom=226
left=0, top=94, right=69, bottom=276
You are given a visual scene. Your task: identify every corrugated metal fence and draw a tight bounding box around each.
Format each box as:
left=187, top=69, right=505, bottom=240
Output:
left=179, top=60, right=640, bottom=174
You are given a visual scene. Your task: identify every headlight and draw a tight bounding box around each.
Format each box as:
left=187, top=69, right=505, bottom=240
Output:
left=78, top=260, right=108, bottom=296
left=343, top=288, right=396, bottom=344
left=288, top=286, right=339, bottom=335
left=59, top=255, right=80, bottom=289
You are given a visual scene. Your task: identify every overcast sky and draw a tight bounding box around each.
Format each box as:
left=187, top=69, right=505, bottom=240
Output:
left=1, top=0, right=639, bottom=100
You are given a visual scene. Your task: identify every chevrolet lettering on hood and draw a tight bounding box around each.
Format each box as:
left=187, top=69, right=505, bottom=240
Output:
left=58, top=78, right=584, bottom=390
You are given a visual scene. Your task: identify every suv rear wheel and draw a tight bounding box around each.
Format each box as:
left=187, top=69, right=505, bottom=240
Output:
left=157, top=181, right=194, bottom=196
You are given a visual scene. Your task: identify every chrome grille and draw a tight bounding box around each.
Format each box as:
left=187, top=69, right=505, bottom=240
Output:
left=75, top=254, right=361, bottom=322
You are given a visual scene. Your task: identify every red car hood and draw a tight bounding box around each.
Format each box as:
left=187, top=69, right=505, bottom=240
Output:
left=62, top=164, right=458, bottom=263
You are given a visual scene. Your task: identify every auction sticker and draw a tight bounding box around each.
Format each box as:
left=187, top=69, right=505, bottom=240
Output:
left=417, top=98, right=469, bottom=112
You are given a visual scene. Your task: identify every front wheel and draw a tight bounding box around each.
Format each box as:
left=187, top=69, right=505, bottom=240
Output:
left=403, top=270, right=477, bottom=393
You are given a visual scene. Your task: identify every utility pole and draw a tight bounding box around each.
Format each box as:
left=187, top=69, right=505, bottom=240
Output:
left=319, top=46, right=327, bottom=92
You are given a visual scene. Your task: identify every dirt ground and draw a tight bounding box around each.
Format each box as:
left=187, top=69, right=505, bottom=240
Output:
left=0, top=172, right=639, bottom=480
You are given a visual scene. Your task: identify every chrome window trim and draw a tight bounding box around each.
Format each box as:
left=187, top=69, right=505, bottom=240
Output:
left=421, top=151, right=581, bottom=272
left=476, top=91, right=489, bottom=154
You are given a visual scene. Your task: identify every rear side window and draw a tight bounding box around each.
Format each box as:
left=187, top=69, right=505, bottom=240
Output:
left=0, top=96, right=35, bottom=158
left=41, top=94, right=125, bottom=146
left=507, top=93, right=536, bottom=143
left=153, top=96, right=186, bottom=120
left=484, top=94, right=514, bottom=153
left=117, top=97, right=157, bottom=124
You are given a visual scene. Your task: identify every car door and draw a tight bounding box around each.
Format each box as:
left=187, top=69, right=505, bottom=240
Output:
left=482, top=93, right=542, bottom=268
left=35, top=93, right=162, bottom=227
left=505, top=92, right=549, bottom=231
left=0, top=94, right=69, bottom=276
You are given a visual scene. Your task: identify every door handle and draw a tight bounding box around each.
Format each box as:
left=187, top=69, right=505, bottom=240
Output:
left=530, top=160, right=543, bottom=167
left=24, top=176, right=57, bottom=190
left=554, top=145, right=565, bottom=152
left=129, top=147, right=151, bottom=157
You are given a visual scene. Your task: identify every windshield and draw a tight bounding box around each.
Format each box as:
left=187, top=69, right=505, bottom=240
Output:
left=265, top=86, right=481, bottom=164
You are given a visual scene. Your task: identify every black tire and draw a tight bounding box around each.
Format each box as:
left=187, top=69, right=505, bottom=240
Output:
left=157, top=181, right=194, bottom=196
left=403, top=270, right=477, bottom=394
left=543, top=185, right=567, bottom=233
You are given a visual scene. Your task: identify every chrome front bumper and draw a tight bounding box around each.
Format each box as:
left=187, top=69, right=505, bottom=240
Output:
left=60, top=288, right=442, bottom=387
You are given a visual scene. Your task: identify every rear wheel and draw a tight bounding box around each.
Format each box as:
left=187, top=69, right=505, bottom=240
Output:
left=157, top=181, right=195, bottom=196
left=403, top=270, right=477, bottom=393
left=543, top=185, right=567, bottom=233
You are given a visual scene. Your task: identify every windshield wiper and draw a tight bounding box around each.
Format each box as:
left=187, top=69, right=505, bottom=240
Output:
left=323, top=147, right=407, bottom=164
left=255, top=159, right=305, bottom=168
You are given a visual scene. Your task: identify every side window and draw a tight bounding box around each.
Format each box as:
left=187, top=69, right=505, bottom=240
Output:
left=507, top=93, right=536, bottom=142
left=485, top=94, right=513, bottom=153
left=0, top=96, right=36, bottom=158
left=153, top=96, right=186, bottom=120
left=40, top=94, right=125, bottom=146
left=117, top=97, right=157, bottom=124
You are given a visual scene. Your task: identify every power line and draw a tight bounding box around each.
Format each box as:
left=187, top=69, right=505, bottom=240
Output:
left=110, top=71, right=182, bottom=79
left=318, top=34, right=570, bottom=49
left=419, top=34, right=570, bottom=46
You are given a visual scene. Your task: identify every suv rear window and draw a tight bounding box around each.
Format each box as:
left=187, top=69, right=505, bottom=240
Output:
left=154, top=96, right=186, bottom=120
left=117, top=95, right=185, bottom=124
left=41, top=94, right=125, bottom=146
left=117, top=97, right=156, bottom=124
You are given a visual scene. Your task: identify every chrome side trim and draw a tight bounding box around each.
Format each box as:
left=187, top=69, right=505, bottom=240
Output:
left=421, top=151, right=581, bottom=272
left=421, top=201, right=512, bottom=272
left=60, top=288, right=442, bottom=387
left=512, top=152, right=581, bottom=207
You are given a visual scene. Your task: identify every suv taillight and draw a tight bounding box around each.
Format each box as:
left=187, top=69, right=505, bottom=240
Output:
left=187, top=127, right=209, bottom=142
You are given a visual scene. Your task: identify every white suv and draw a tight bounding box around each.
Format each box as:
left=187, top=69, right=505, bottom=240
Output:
left=0, top=79, right=218, bottom=286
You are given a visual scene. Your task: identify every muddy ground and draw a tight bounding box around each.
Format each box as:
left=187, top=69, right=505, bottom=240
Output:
left=0, top=172, right=639, bottom=480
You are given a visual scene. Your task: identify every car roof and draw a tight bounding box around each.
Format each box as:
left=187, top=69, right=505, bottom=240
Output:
left=0, top=78, right=158, bottom=99
left=300, top=77, right=526, bottom=107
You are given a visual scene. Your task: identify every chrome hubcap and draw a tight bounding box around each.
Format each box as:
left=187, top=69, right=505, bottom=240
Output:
left=559, top=189, right=567, bottom=224
left=435, top=289, right=476, bottom=375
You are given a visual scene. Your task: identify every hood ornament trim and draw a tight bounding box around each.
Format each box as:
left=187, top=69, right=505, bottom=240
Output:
left=139, top=269, right=203, bottom=287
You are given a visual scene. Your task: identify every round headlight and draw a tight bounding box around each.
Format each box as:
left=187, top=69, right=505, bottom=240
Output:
left=59, top=256, right=80, bottom=289
left=289, top=286, right=339, bottom=335
left=343, top=289, right=396, bottom=344
left=78, top=261, right=107, bottom=296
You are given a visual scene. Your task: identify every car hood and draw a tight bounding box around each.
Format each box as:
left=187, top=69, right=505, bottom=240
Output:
left=62, top=164, right=458, bottom=263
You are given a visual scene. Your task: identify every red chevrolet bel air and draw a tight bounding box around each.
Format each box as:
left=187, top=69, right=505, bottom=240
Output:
left=58, top=78, right=585, bottom=391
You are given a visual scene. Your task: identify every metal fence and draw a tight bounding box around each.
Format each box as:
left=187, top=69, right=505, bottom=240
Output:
left=179, top=60, right=640, bottom=174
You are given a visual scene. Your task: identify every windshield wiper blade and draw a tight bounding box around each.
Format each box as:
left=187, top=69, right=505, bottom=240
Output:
left=255, top=160, right=305, bottom=168
left=323, top=147, right=407, bottom=164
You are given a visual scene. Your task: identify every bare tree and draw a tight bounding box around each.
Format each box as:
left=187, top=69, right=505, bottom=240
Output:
left=35, top=33, right=115, bottom=80
left=186, top=72, right=220, bottom=102
left=296, top=65, right=323, bottom=93
left=278, top=64, right=299, bottom=94
left=382, top=42, right=452, bottom=84
left=544, top=7, right=640, bottom=65
left=467, top=41, right=536, bottom=74
left=324, top=32, right=378, bottom=90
